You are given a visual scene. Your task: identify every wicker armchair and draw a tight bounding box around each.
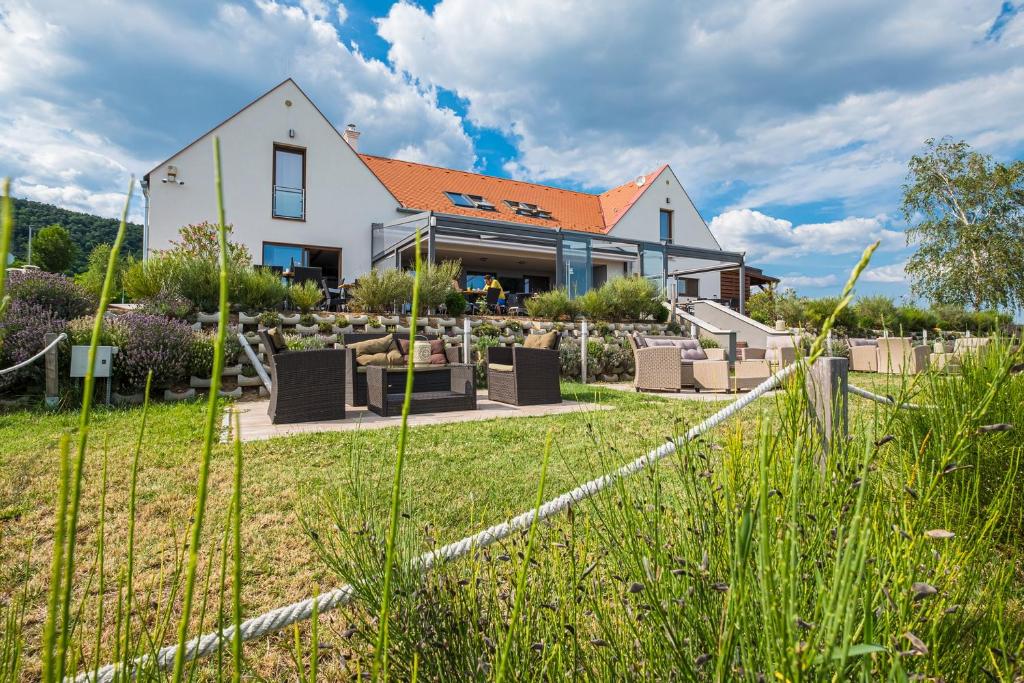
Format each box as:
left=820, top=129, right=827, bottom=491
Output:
left=259, top=329, right=345, bottom=424
left=627, top=335, right=729, bottom=392
left=848, top=338, right=879, bottom=372
left=877, top=337, right=930, bottom=375
left=931, top=337, right=991, bottom=372
left=487, top=335, right=562, bottom=406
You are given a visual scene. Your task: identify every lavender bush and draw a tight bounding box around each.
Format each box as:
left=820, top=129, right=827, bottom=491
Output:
left=110, top=313, right=193, bottom=391
left=7, top=270, right=95, bottom=320
left=0, top=300, right=66, bottom=390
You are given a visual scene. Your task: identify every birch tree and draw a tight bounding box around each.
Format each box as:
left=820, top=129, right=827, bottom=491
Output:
left=903, top=138, right=1024, bottom=311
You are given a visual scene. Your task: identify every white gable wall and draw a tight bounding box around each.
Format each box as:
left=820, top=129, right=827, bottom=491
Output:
left=146, top=80, right=401, bottom=279
left=606, top=166, right=724, bottom=298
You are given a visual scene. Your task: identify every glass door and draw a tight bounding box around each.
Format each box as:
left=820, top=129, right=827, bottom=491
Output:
left=563, top=237, right=591, bottom=298
left=641, top=245, right=666, bottom=294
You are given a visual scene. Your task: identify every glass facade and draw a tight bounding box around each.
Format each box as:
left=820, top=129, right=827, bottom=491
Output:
left=563, top=237, right=591, bottom=299
left=263, top=243, right=306, bottom=271
left=642, top=245, right=665, bottom=293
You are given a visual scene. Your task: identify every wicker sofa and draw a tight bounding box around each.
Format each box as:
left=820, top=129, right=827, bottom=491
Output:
left=259, top=329, right=346, bottom=424
left=877, top=337, right=930, bottom=375
left=487, top=330, right=562, bottom=406
left=342, top=332, right=460, bottom=406
left=627, top=335, right=730, bottom=392
left=931, top=337, right=991, bottom=372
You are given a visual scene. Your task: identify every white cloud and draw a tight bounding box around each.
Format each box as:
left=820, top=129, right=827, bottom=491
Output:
left=862, top=261, right=909, bottom=284
left=378, top=0, right=1024, bottom=211
left=778, top=274, right=839, bottom=289
left=708, top=208, right=904, bottom=262
left=0, top=0, right=473, bottom=219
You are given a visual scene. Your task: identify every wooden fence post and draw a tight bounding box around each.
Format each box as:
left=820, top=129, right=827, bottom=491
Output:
left=44, top=332, right=60, bottom=408
left=805, top=356, right=848, bottom=469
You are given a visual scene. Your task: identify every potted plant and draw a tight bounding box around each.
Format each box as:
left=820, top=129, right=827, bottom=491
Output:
left=296, top=313, right=318, bottom=336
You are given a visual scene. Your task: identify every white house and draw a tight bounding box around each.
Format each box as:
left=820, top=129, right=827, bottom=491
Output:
left=143, top=79, right=773, bottom=311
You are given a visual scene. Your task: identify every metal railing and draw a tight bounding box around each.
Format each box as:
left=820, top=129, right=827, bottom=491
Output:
left=272, top=186, right=304, bottom=219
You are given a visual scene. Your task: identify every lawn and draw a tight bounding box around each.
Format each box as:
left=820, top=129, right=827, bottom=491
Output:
left=0, top=370, right=1006, bottom=679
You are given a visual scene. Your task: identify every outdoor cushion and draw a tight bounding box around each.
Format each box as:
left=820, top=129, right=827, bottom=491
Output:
left=633, top=334, right=648, bottom=348
left=489, top=363, right=514, bottom=372
left=643, top=337, right=707, bottom=361
left=524, top=331, right=557, bottom=349
left=349, top=334, right=394, bottom=356
left=396, top=337, right=411, bottom=356
left=429, top=352, right=447, bottom=365
left=356, top=352, right=391, bottom=367
left=429, top=339, right=445, bottom=355
left=386, top=348, right=405, bottom=366
left=267, top=327, right=287, bottom=354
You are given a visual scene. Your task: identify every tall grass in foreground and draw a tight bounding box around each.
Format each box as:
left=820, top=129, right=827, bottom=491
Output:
left=0, top=145, right=250, bottom=682
left=304, top=246, right=1023, bottom=680
left=305, top=340, right=1023, bottom=680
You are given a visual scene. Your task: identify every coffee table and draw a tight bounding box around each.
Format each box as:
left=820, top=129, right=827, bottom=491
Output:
left=365, top=364, right=476, bottom=417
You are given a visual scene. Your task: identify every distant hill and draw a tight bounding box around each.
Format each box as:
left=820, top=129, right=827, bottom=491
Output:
left=8, top=198, right=144, bottom=273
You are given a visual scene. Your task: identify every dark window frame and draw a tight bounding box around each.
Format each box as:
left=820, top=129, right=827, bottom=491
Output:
left=659, top=209, right=674, bottom=243
left=272, top=143, right=307, bottom=221
left=262, top=241, right=342, bottom=280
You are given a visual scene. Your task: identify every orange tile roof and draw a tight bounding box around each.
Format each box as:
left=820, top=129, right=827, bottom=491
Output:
left=359, top=154, right=664, bottom=235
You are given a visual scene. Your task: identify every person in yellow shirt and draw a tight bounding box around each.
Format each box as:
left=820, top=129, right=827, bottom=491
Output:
left=484, top=274, right=506, bottom=311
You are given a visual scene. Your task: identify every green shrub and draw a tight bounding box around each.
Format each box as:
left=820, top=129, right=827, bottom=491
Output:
left=444, top=289, right=467, bottom=317
left=473, top=335, right=499, bottom=387
left=174, top=256, right=222, bottom=313
left=576, top=288, right=610, bottom=319
left=299, top=313, right=316, bottom=327
left=525, top=288, right=576, bottom=320
left=76, top=243, right=132, bottom=300
left=804, top=296, right=857, bottom=333
left=352, top=268, right=413, bottom=313
left=745, top=290, right=776, bottom=325
left=602, top=276, right=662, bottom=321
left=67, top=316, right=114, bottom=347
left=236, top=268, right=288, bottom=312
left=894, top=304, right=937, bottom=333
left=282, top=334, right=333, bottom=351
left=414, top=260, right=461, bottom=312
left=474, top=322, right=501, bottom=338
left=698, top=336, right=719, bottom=349
left=257, top=310, right=282, bottom=329
left=853, top=294, right=898, bottom=332
left=137, top=286, right=192, bottom=319
left=773, top=288, right=806, bottom=327
left=123, top=254, right=179, bottom=301
left=289, top=280, right=323, bottom=313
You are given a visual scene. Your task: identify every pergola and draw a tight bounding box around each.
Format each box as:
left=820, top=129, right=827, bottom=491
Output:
left=371, top=211, right=748, bottom=314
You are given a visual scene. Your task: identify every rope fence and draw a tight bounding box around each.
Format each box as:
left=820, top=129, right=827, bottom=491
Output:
left=0, top=332, right=66, bottom=376
left=74, top=358, right=916, bottom=682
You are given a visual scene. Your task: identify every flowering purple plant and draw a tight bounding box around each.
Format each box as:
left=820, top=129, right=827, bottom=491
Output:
left=110, top=313, right=194, bottom=391
left=8, top=270, right=96, bottom=321
left=0, top=300, right=67, bottom=390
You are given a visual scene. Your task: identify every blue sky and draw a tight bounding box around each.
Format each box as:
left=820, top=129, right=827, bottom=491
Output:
left=1, top=0, right=1022, bottom=303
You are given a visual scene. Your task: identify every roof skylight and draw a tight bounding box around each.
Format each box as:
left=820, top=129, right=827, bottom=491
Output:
left=505, top=200, right=552, bottom=219
left=444, top=191, right=496, bottom=211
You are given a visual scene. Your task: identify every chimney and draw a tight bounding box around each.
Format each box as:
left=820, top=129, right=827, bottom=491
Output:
left=342, top=123, right=361, bottom=151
